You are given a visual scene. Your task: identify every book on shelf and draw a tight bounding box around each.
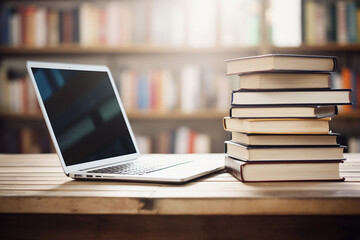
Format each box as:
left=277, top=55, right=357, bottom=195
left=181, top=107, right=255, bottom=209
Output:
left=231, top=89, right=352, bottom=106
left=270, top=0, right=301, bottom=47
left=302, top=0, right=360, bottom=45
left=0, top=1, right=260, bottom=48
left=223, top=117, right=331, bottom=134
left=238, top=72, right=331, bottom=89
left=231, top=132, right=339, bottom=146
left=0, top=126, right=52, bottom=153
left=134, top=127, right=211, bottom=154
left=229, top=105, right=337, bottom=119
left=225, top=156, right=344, bottom=182
left=225, top=141, right=344, bottom=161
left=225, top=54, right=338, bottom=75
left=0, top=67, right=39, bottom=114
left=219, top=0, right=260, bottom=47
left=118, top=67, right=231, bottom=113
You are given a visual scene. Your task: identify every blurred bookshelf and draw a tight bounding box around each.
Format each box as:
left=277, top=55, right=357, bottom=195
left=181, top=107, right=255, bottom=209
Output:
left=1, top=0, right=360, bottom=153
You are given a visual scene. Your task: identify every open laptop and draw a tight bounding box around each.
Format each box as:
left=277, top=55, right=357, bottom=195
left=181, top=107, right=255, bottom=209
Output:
left=26, top=61, right=224, bottom=182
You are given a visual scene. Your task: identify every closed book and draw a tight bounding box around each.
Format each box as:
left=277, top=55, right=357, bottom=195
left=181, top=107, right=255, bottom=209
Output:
left=238, top=72, right=331, bottom=89
left=231, top=89, right=352, bottom=106
left=225, top=141, right=345, bottom=161
left=230, top=105, right=337, bottom=119
left=225, top=54, right=338, bottom=75
left=223, top=117, right=331, bottom=134
left=225, top=156, right=344, bottom=182
left=231, top=132, right=339, bottom=146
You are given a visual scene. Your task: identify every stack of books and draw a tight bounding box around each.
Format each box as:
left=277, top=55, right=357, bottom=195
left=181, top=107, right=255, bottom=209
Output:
left=223, top=54, right=352, bottom=182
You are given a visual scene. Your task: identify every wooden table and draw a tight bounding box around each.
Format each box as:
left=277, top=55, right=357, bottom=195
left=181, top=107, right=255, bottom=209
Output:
left=0, top=154, right=360, bottom=240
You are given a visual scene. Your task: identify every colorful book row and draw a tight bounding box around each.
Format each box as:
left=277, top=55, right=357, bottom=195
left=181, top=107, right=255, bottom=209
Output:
left=135, top=126, right=211, bottom=154
left=0, top=68, right=40, bottom=114
left=0, top=126, right=52, bottom=153
left=0, top=0, right=260, bottom=48
left=118, top=67, right=234, bottom=113
left=303, top=0, right=360, bottom=45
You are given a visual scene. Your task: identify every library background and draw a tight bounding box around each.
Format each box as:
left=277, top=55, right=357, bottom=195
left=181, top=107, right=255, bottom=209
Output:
left=0, top=0, right=360, bottom=154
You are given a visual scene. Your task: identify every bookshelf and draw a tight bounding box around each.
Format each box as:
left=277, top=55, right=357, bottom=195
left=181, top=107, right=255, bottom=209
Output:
left=0, top=111, right=228, bottom=121
left=1, top=0, right=360, bottom=153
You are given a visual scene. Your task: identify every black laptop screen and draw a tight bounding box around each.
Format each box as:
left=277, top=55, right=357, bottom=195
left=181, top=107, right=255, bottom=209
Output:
left=31, top=67, right=136, bottom=166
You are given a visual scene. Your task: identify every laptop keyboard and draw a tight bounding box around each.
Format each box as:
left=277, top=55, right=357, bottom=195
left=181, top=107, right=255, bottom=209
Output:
left=87, top=158, right=192, bottom=175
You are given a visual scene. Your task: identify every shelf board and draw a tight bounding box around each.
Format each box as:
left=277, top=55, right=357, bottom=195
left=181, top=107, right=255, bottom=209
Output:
left=271, top=43, right=360, bottom=53
left=127, top=111, right=227, bottom=120
left=0, top=45, right=259, bottom=55
left=0, top=112, right=44, bottom=121
left=2, top=110, right=359, bottom=121
left=0, top=111, right=227, bottom=121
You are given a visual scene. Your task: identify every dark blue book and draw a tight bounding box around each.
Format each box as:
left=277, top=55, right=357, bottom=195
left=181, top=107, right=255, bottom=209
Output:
left=0, top=6, right=11, bottom=45
left=327, top=2, right=337, bottom=42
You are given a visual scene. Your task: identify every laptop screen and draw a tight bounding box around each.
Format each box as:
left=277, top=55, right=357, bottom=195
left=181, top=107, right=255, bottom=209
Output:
left=30, top=67, right=136, bottom=166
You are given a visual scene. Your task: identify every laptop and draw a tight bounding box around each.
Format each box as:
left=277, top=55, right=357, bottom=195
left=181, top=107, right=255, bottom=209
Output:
left=26, top=61, right=224, bottom=183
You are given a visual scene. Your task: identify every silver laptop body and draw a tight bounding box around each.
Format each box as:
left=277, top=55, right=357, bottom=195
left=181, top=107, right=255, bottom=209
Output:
left=26, top=61, right=224, bottom=183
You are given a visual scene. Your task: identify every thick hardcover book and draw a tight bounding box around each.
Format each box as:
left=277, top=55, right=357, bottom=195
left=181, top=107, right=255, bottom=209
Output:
left=231, top=132, right=339, bottom=146
left=225, top=54, right=338, bottom=75
left=238, top=72, right=331, bottom=89
left=231, top=89, right=352, bottom=106
left=225, top=156, right=345, bottom=182
left=225, top=141, right=345, bottom=161
left=229, top=105, right=337, bottom=119
left=223, top=117, right=331, bottom=134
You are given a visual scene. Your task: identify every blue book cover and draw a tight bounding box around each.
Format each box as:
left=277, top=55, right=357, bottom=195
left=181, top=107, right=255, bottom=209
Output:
left=137, top=73, right=149, bottom=110
left=346, top=2, right=357, bottom=43
left=0, top=6, right=11, bottom=45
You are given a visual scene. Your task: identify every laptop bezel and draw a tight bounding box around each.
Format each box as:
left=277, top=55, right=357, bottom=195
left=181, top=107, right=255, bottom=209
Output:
left=26, top=61, right=141, bottom=175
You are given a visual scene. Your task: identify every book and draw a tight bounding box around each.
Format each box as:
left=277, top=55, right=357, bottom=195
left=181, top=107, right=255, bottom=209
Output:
left=231, top=89, right=352, bottom=106
left=225, top=156, right=344, bottom=182
left=225, top=54, right=338, bottom=75
left=225, top=141, right=344, bottom=161
left=230, top=105, right=337, bottom=119
left=231, top=132, right=339, bottom=146
left=223, top=117, right=331, bottom=134
left=238, top=72, right=331, bottom=89
left=271, top=0, right=301, bottom=47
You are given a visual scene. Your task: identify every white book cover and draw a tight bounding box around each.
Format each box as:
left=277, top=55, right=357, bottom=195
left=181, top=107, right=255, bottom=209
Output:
left=119, top=2, right=132, bottom=45
left=119, top=70, right=134, bottom=110
left=216, top=74, right=232, bottom=110
left=194, top=134, right=211, bottom=153
left=150, top=0, right=169, bottom=45
left=187, top=0, right=216, bottom=47
left=169, top=1, right=185, bottom=46
left=80, top=3, right=93, bottom=46
left=105, top=2, right=121, bottom=46
left=161, top=69, right=177, bottom=111
left=135, top=135, right=152, bottom=154
left=181, top=66, right=200, bottom=113
left=35, top=7, right=47, bottom=47
left=271, top=0, right=301, bottom=47
left=175, top=126, right=190, bottom=154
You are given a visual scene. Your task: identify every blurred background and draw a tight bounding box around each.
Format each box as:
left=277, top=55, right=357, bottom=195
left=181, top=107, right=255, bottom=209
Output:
left=0, top=0, right=359, bottom=154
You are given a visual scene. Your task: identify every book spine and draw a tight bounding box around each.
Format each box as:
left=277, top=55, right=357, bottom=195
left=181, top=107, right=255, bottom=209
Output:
left=225, top=156, right=245, bottom=182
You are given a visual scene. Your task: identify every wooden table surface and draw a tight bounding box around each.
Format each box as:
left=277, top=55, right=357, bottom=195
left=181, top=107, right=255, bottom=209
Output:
left=0, top=153, right=360, bottom=215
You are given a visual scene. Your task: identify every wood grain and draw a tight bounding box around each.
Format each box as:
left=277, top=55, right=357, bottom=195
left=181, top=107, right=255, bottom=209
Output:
left=0, top=153, right=359, bottom=215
